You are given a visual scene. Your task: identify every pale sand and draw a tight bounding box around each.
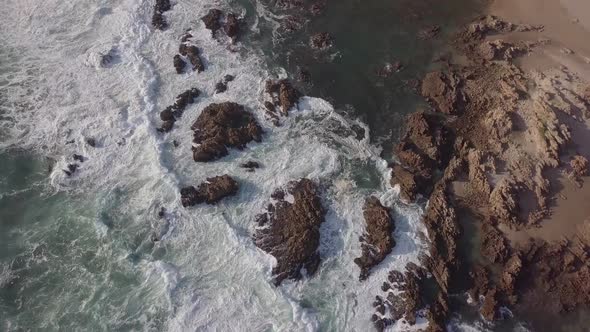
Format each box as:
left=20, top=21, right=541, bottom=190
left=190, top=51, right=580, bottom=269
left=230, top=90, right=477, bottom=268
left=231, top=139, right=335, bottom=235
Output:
left=490, top=0, right=590, bottom=244
left=491, top=0, right=590, bottom=77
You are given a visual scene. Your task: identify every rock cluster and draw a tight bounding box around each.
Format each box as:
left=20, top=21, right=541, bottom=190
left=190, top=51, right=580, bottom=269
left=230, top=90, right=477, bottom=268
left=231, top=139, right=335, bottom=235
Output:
left=181, top=175, right=239, bottom=206
left=421, top=71, right=465, bottom=115
left=265, top=79, right=302, bottom=115
left=383, top=13, right=590, bottom=330
left=158, top=88, right=200, bottom=133
left=152, top=0, right=171, bottom=30
left=175, top=32, right=205, bottom=73
left=354, top=197, right=395, bottom=281
left=201, top=9, right=242, bottom=41
left=191, top=102, right=263, bottom=162
left=254, top=179, right=325, bottom=285
left=390, top=112, right=453, bottom=201
left=310, top=32, right=333, bottom=50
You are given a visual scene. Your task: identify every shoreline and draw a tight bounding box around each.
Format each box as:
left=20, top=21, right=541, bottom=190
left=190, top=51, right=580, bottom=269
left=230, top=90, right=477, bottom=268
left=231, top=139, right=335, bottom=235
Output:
left=384, top=0, right=590, bottom=330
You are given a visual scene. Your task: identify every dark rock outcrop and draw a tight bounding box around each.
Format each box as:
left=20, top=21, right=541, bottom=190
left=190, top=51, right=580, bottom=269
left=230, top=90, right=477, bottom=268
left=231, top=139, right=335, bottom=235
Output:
left=158, top=88, right=200, bottom=133
left=225, top=13, right=240, bottom=39
left=310, top=32, right=333, bottom=49
left=180, top=175, right=239, bottom=206
left=151, top=0, right=171, bottom=30
left=201, top=9, right=223, bottom=36
left=178, top=45, right=204, bottom=73
left=191, top=102, right=263, bottom=162
left=173, top=54, right=185, bottom=74
left=265, top=79, right=302, bottom=114
left=254, top=179, right=325, bottom=285
left=354, top=197, right=395, bottom=281
left=240, top=161, right=260, bottom=171
left=421, top=71, right=465, bottom=115
left=390, top=112, right=453, bottom=201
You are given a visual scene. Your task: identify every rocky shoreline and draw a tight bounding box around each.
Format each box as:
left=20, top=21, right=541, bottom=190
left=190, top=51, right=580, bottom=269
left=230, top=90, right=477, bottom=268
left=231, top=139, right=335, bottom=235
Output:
left=150, top=1, right=590, bottom=330
left=380, top=13, right=590, bottom=331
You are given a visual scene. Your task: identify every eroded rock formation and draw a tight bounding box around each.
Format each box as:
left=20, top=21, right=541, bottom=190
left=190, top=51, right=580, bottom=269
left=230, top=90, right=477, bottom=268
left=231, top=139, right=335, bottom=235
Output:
left=254, top=179, right=326, bottom=285
left=181, top=175, right=239, bottom=206
left=191, top=102, right=263, bottom=162
left=354, top=197, right=395, bottom=281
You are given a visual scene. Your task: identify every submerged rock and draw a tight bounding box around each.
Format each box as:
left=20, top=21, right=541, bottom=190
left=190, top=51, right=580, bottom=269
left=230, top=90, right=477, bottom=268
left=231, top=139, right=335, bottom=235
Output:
left=310, top=32, right=333, bottom=50
left=254, top=179, right=325, bottom=285
left=354, top=197, right=395, bottom=281
left=180, top=175, right=239, bottom=206
left=191, top=102, right=263, bottom=162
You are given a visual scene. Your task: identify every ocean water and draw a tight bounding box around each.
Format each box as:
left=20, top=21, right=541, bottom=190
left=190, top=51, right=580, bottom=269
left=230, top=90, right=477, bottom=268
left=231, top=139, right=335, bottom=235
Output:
left=0, top=0, right=487, bottom=331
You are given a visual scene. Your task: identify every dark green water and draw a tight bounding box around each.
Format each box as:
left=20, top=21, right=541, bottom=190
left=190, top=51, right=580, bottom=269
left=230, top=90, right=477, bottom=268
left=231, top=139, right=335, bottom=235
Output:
left=241, top=0, right=486, bottom=147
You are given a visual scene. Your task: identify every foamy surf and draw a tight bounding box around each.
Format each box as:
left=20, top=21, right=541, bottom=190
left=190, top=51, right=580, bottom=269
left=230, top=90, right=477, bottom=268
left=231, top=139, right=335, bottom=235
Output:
left=0, top=0, right=431, bottom=330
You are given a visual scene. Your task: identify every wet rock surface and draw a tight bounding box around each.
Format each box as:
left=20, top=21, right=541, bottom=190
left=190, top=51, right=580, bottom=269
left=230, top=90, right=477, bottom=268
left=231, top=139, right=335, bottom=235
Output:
left=265, top=79, right=302, bottom=115
left=158, top=88, right=200, bottom=133
left=191, top=102, right=262, bottom=162
left=254, top=179, right=325, bottom=285
left=201, top=9, right=243, bottom=41
left=151, top=0, right=171, bottom=30
left=382, top=14, right=590, bottom=330
left=310, top=32, right=333, bottom=50
left=354, top=197, right=395, bottom=281
left=181, top=175, right=239, bottom=206
left=390, top=111, right=453, bottom=201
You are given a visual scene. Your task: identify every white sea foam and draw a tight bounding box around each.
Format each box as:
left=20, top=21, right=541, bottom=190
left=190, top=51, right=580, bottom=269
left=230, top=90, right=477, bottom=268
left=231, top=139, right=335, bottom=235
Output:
left=0, top=0, right=431, bottom=330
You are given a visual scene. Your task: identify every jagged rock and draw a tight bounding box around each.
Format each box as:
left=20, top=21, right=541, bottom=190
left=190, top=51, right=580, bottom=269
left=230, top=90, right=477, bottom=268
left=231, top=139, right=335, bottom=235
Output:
left=63, top=163, right=79, bottom=176
left=215, top=82, right=227, bottom=94
left=201, top=9, right=223, bottom=36
left=254, top=179, right=325, bottom=285
left=569, top=155, right=589, bottom=186
left=310, top=1, right=326, bottom=15
left=158, top=120, right=174, bottom=133
left=154, top=0, right=171, bottom=12
left=183, top=45, right=204, bottom=72
left=152, top=12, right=167, bottom=30
left=421, top=71, right=465, bottom=115
left=86, top=137, right=96, bottom=147
left=225, top=13, right=240, bottom=39
left=173, top=54, right=185, bottom=74
left=310, top=32, right=333, bottom=49
left=151, top=0, right=171, bottom=30
left=157, top=88, right=200, bottom=133
left=481, top=223, right=510, bottom=264
left=191, top=102, right=262, bottom=162
left=265, top=79, right=302, bottom=114
left=72, top=154, right=85, bottom=162
left=180, top=175, right=239, bottom=206
left=224, top=74, right=235, bottom=82
left=390, top=112, right=453, bottom=201
left=354, top=197, right=395, bottom=281
left=240, top=161, right=260, bottom=170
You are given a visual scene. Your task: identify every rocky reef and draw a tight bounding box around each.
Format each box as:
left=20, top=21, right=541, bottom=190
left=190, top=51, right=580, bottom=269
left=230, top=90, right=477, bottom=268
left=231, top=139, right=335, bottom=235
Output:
left=354, top=197, right=395, bottom=281
left=381, top=14, right=590, bottom=330
left=181, top=175, right=239, bottom=206
left=254, top=179, right=326, bottom=285
left=191, top=102, right=263, bottom=162
left=152, top=0, right=171, bottom=30
left=158, top=88, right=200, bottom=133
